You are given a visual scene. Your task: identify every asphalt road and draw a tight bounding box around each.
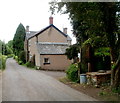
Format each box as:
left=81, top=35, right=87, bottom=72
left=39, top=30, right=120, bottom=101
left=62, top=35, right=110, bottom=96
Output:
left=2, top=58, right=97, bottom=101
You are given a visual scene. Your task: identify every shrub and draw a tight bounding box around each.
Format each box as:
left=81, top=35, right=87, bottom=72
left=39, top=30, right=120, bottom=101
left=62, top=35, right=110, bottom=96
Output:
left=25, top=61, right=35, bottom=68
left=93, top=47, right=111, bottom=71
left=0, top=54, right=7, bottom=70
left=18, top=60, right=23, bottom=65
left=94, top=55, right=111, bottom=71
left=19, top=51, right=26, bottom=64
left=66, top=64, right=79, bottom=82
left=14, top=56, right=18, bottom=61
left=7, top=54, right=14, bottom=58
left=112, top=87, right=120, bottom=94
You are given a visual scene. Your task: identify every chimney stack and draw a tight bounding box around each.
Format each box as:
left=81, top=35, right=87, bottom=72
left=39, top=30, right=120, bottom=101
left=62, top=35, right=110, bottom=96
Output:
left=49, top=17, right=53, bottom=25
left=26, top=25, right=29, bottom=32
left=63, top=28, right=67, bottom=34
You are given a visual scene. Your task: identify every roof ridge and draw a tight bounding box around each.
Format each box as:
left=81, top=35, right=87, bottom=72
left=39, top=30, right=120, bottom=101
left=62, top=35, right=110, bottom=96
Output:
left=28, top=24, right=69, bottom=40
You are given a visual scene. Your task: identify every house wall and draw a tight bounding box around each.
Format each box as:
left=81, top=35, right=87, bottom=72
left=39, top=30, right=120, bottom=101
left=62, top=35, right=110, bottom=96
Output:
left=24, top=38, right=28, bottom=61
left=28, top=36, right=37, bottom=60
left=40, top=55, right=71, bottom=71
left=35, top=51, right=40, bottom=67
left=26, top=25, right=72, bottom=70
left=37, top=27, right=68, bottom=43
left=24, top=38, right=27, bottom=51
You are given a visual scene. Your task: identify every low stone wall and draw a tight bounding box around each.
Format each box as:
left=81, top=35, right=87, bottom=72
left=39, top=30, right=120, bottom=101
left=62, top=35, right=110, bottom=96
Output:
left=86, top=70, right=111, bottom=87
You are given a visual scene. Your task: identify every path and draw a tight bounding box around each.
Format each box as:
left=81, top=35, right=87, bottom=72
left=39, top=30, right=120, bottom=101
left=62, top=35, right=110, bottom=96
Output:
left=2, top=58, right=97, bottom=101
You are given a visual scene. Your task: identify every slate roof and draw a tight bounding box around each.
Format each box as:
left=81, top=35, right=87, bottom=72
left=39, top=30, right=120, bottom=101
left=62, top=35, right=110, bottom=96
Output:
left=26, top=31, right=37, bottom=40
left=36, top=42, right=69, bottom=55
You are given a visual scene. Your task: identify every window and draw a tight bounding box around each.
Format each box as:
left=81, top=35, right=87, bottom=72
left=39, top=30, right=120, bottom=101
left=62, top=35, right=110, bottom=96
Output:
left=44, top=58, right=50, bottom=65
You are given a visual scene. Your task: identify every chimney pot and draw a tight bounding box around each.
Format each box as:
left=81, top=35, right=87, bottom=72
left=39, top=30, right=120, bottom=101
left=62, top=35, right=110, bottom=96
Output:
left=63, top=28, right=67, bottom=34
left=49, top=17, right=53, bottom=25
left=26, top=25, right=29, bottom=32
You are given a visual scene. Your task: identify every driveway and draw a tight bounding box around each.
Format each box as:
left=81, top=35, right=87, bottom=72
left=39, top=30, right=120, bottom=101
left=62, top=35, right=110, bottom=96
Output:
left=2, top=58, right=97, bottom=101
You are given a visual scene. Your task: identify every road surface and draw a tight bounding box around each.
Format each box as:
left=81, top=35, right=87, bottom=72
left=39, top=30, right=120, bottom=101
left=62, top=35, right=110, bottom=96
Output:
left=2, top=58, right=97, bottom=101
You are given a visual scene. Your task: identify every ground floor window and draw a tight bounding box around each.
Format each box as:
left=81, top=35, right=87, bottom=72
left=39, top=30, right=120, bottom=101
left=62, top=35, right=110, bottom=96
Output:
left=43, top=58, right=50, bottom=65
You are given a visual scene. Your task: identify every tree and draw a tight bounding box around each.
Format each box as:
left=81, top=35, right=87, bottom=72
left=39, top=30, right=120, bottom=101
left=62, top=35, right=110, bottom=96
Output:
left=50, top=2, right=105, bottom=45
left=6, top=40, right=13, bottom=54
left=65, top=44, right=79, bottom=63
left=0, top=40, right=6, bottom=55
left=7, top=40, right=13, bottom=51
left=49, top=2, right=120, bottom=89
left=13, top=23, right=26, bottom=56
left=0, top=40, right=11, bottom=55
left=99, top=3, right=120, bottom=89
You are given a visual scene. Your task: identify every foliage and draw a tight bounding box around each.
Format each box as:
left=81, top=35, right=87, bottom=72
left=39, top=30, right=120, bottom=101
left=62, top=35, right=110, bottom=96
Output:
left=0, top=40, right=12, bottom=55
left=19, top=51, right=26, bottom=64
left=18, top=60, right=23, bottom=65
left=49, top=2, right=120, bottom=88
left=49, top=2, right=107, bottom=46
left=13, top=55, right=19, bottom=62
left=0, top=54, right=7, bottom=70
left=25, top=61, right=35, bottom=68
left=99, top=91, right=107, bottom=96
left=7, top=54, right=14, bottom=58
left=94, top=47, right=111, bottom=71
left=83, top=36, right=109, bottom=49
left=112, top=86, right=120, bottom=94
left=95, top=47, right=110, bottom=56
left=13, top=23, right=26, bottom=56
left=78, top=62, right=87, bottom=74
left=66, top=64, right=79, bottom=82
left=6, top=40, right=13, bottom=54
left=65, top=44, right=79, bottom=60
left=7, top=40, right=13, bottom=49
left=94, top=56, right=111, bottom=71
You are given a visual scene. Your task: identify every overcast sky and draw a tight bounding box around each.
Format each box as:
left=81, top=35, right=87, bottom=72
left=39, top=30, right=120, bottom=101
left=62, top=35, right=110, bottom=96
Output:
left=0, top=0, right=76, bottom=44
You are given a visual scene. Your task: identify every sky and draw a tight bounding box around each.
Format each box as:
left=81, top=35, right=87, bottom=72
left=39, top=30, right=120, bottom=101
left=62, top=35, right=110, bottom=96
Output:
left=0, top=0, right=76, bottom=44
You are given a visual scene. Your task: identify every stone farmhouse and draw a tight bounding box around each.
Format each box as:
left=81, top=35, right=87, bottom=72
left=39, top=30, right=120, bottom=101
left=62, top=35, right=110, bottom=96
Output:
left=24, top=17, right=72, bottom=70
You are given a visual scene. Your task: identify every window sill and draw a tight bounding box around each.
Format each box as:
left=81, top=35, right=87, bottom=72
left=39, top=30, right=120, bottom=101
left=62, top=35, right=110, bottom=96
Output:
left=43, top=63, right=50, bottom=65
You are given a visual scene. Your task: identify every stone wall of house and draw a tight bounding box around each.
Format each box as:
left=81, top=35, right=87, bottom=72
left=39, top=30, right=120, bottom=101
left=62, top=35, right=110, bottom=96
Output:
left=37, top=27, right=68, bottom=43
left=40, top=54, right=71, bottom=71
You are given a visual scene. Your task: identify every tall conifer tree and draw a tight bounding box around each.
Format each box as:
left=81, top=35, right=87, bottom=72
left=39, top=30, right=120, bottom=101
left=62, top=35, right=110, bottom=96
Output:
left=13, top=23, right=26, bottom=56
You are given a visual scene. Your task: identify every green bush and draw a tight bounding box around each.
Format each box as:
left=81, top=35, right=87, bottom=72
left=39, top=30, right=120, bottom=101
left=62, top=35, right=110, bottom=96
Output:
left=112, top=87, right=120, bottom=94
left=7, top=54, right=14, bottom=58
left=94, top=47, right=111, bottom=71
left=94, top=55, right=111, bottom=71
left=18, top=60, right=23, bottom=65
left=14, top=56, right=18, bottom=61
left=18, top=51, right=26, bottom=64
left=66, top=64, right=79, bottom=82
left=25, top=61, right=35, bottom=68
left=0, top=54, right=7, bottom=70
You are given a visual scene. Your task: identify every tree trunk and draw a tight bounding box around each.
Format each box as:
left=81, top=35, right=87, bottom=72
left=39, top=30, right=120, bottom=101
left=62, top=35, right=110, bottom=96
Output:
left=113, top=66, right=120, bottom=89
left=110, top=47, right=118, bottom=85
left=112, top=53, right=120, bottom=88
